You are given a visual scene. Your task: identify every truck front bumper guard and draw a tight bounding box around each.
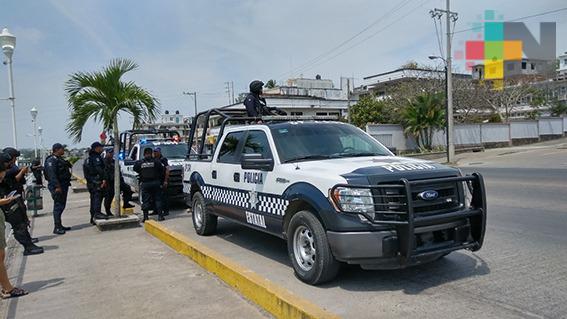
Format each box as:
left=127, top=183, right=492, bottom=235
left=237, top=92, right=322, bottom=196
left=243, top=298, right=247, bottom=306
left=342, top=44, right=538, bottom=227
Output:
left=330, top=173, right=486, bottom=267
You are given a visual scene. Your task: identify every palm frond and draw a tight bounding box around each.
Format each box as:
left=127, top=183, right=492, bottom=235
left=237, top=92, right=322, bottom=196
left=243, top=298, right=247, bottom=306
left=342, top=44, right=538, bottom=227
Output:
left=65, top=58, right=159, bottom=142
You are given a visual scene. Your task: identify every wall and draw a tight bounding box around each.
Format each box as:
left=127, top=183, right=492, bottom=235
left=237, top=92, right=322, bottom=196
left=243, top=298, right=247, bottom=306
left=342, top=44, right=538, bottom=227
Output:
left=367, top=117, right=566, bottom=152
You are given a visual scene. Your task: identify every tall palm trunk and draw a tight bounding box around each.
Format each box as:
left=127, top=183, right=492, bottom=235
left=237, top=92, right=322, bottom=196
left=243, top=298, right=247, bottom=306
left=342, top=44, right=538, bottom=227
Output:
left=113, top=117, right=121, bottom=217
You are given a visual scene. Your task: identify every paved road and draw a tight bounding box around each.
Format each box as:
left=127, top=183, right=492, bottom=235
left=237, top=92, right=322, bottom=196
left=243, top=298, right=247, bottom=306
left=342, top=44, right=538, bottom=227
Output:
left=0, top=183, right=268, bottom=319
left=160, top=139, right=567, bottom=318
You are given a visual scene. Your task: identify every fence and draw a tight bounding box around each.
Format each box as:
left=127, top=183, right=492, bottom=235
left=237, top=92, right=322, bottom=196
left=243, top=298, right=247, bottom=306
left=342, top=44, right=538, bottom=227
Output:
left=367, top=117, right=567, bottom=152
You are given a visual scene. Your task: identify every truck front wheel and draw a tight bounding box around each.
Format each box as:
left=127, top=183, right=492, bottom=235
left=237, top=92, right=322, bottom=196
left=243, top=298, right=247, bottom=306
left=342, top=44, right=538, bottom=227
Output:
left=287, top=211, right=340, bottom=285
left=191, top=192, right=217, bottom=236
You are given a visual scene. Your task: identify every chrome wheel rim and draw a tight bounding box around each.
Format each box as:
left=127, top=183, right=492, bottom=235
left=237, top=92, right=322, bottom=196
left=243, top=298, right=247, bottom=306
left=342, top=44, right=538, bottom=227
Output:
left=194, top=201, right=203, bottom=228
left=293, top=225, right=316, bottom=271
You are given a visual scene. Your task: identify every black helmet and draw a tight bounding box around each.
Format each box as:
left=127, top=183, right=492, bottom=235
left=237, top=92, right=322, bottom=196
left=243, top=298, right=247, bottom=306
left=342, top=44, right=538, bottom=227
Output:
left=2, top=147, right=20, bottom=159
left=249, top=80, right=264, bottom=94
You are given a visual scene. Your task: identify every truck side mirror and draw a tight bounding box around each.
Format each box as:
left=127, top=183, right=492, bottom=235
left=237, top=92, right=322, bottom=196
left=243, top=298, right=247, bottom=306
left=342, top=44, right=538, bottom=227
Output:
left=241, top=154, right=274, bottom=171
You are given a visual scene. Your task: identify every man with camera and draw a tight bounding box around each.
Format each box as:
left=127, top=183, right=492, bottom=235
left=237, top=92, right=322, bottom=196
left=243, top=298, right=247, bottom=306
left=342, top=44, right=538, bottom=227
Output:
left=0, top=148, right=43, bottom=255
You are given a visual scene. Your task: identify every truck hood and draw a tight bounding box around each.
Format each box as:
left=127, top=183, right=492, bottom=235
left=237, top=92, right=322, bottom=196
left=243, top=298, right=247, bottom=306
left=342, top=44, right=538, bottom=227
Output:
left=289, top=156, right=459, bottom=184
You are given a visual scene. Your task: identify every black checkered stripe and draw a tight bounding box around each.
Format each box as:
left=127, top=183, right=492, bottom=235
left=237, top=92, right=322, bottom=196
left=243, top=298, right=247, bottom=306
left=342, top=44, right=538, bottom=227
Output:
left=201, top=185, right=289, bottom=216
left=257, top=195, right=289, bottom=216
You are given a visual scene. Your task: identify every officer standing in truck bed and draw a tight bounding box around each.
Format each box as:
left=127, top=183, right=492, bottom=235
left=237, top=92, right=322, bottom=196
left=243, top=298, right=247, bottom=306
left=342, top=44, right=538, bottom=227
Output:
left=133, top=147, right=165, bottom=222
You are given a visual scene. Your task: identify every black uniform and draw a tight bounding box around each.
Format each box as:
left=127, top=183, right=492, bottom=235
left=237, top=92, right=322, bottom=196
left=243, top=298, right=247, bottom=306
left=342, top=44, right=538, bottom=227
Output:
left=133, top=157, right=164, bottom=221
left=83, top=150, right=107, bottom=222
left=0, top=166, right=35, bottom=251
left=103, top=156, right=133, bottom=215
left=157, top=156, right=170, bottom=215
left=45, top=154, right=72, bottom=230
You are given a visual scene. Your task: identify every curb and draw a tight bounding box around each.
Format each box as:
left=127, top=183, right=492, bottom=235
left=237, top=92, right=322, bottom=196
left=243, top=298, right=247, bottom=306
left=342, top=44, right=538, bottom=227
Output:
left=144, top=221, right=340, bottom=319
left=72, top=174, right=87, bottom=185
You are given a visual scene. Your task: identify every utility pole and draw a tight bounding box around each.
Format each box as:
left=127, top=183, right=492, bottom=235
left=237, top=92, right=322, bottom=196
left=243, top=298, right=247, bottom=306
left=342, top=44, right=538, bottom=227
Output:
left=183, top=92, right=198, bottom=116
left=346, top=78, right=351, bottom=123
left=430, top=0, right=457, bottom=163
left=224, top=82, right=231, bottom=105
left=230, top=81, right=235, bottom=104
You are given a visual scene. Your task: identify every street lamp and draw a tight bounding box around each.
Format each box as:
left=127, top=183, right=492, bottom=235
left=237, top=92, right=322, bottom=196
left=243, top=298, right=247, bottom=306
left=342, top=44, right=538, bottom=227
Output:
left=429, top=55, right=455, bottom=163
left=30, top=107, right=38, bottom=158
left=38, top=126, right=44, bottom=161
left=0, top=27, right=17, bottom=148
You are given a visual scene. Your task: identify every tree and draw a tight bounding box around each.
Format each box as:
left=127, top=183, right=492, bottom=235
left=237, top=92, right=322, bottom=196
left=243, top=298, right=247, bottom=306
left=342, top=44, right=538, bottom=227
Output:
left=549, top=99, right=567, bottom=117
left=401, top=92, right=445, bottom=150
left=264, top=79, right=277, bottom=89
left=235, top=92, right=248, bottom=103
left=349, top=94, right=397, bottom=128
left=66, top=58, right=159, bottom=217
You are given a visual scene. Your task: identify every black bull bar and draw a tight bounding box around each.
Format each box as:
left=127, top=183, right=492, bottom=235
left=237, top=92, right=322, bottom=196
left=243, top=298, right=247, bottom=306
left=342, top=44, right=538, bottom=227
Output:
left=331, top=173, right=486, bottom=266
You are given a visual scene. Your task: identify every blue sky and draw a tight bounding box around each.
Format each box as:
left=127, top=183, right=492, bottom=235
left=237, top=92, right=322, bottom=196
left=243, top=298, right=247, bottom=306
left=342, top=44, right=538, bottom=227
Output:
left=1, top=0, right=566, bottom=148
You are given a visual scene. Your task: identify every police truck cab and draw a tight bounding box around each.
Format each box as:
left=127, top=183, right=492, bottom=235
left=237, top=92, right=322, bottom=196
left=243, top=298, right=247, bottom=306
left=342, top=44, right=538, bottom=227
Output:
left=119, top=130, right=187, bottom=201
left=183, top=108, right=487, bottom=285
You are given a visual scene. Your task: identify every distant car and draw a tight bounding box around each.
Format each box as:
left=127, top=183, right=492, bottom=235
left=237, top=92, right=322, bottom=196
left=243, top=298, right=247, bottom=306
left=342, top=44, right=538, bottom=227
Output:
left=183, top=110, right=487, bottom=285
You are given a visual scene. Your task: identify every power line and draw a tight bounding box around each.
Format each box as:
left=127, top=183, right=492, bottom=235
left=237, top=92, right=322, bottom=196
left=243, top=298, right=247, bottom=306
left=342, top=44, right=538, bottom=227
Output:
left=276, top=0, right=415, bottom=81
left=292, top=0, right=431, bottom=75
left=454, top=7, right=567, bottom=34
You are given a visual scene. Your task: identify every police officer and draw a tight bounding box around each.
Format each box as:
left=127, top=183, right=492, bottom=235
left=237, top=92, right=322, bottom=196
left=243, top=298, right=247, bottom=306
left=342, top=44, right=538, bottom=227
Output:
left=83, top=142, right=109, bottom=225
left=103, top=148, right=134, bottom=216
left=243, top=80, right=287, bottom=117
left=0, top=149, right=43, bottom=255
left=44, top=143, right=73, bottom=235
left=152, top=147, right=169, bottom=216
left=133, top=148, right=165, bottom=222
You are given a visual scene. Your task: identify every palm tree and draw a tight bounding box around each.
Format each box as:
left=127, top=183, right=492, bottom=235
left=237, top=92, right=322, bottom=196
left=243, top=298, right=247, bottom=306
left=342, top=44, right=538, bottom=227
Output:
left=66, top=58, right=159, bottom=217
left=264, top=79, right=277, bottom=89
left=402, top=92, right=445, bottom=150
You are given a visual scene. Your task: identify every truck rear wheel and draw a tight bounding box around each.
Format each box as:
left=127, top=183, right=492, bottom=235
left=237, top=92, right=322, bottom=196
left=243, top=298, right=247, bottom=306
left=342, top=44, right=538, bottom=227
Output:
left=191, top=192, right=217, bottom=236
left=287, top=211, right=339, bottom=285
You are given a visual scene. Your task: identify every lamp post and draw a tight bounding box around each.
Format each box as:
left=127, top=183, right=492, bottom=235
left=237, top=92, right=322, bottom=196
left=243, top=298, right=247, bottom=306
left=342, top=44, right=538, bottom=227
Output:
left=0, top=28, right=17, bottom=148
left=38, top=126, right=44, bottom=161
left=30, top=107, right=38, bottom=158
left=429, top=55, right=454, bottom=163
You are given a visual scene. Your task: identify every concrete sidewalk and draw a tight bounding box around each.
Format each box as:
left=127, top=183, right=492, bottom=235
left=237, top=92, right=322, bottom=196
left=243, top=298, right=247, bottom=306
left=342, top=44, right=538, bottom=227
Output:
left=0, top=182, right=268, bottom=319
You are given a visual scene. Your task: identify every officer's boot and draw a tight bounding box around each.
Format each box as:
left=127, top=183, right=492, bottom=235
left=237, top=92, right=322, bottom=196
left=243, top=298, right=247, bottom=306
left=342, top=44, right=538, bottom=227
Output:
left=23, top=243, right=44, bottom=256
left=14, top=225, right=45, bottom=255
left=158, top=211, right=165, bottom=221
left=142, top=210, right=149, bottom=223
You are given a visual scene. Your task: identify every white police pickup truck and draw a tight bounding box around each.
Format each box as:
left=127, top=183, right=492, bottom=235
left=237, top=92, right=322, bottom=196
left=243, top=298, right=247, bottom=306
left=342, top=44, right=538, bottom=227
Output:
left=118, top=130, right=187, bottom=201
left=183, top=109, right=486, bottom=285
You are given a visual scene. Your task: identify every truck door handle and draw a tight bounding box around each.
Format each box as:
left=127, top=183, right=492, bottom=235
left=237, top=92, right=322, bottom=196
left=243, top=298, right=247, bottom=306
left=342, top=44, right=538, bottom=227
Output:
left=233, top=172, right=240, bottom=182
left=212, top=170, right=217, bottom=179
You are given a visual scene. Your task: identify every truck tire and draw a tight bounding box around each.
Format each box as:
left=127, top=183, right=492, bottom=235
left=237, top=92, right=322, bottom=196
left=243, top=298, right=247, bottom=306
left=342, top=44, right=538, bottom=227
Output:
left=287, top=211, right=340, bottom=285
left=191, top=192, right=217, bottom=236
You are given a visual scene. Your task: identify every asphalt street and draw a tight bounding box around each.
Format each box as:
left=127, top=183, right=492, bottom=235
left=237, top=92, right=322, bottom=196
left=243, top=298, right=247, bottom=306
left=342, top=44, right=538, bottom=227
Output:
left=159, top=138, right=567, bottom=319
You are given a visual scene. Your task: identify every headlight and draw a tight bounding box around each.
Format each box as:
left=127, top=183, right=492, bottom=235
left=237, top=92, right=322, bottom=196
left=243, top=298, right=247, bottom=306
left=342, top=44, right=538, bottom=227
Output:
left=331, top=187, right=375, bottom=214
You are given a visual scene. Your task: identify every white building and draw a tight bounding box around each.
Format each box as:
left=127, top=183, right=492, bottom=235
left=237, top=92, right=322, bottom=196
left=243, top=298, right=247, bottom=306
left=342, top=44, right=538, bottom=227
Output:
left=225, top=76, right=355, bottom=117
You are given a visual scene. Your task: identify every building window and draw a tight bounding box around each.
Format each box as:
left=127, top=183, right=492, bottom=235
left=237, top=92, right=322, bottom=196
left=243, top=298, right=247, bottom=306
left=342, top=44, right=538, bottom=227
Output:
left=521, top=61, right=527, bottom=70
left=328, top=112, right=340, bottom=117
left=530, top=63, right=535, bottom=70
left=564, top=59, right=567, bottom=65
left=316, top=112, right=328, bottom=116
left=290, top=112, right=304, bottom=116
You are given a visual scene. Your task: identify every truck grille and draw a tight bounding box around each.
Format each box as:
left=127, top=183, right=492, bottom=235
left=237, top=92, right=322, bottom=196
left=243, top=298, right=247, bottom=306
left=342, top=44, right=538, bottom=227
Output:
left=372, top=181, right=462, bottom=222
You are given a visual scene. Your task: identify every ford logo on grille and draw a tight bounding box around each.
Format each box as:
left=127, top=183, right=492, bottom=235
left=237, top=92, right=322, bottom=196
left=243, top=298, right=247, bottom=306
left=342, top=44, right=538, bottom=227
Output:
left=418, top=190, right=438, bottom=201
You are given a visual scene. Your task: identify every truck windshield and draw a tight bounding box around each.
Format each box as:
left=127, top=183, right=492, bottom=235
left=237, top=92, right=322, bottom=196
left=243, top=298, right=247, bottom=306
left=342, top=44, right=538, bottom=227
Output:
left=153, top=144, right=188, bottom=159
left=270, top=123, right=392, bottom=163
